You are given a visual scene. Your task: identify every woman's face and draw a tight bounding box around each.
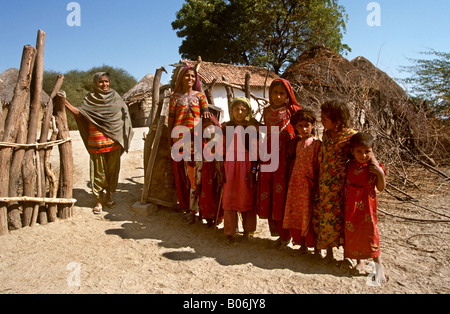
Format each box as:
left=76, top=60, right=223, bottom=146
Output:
left=97, top=75, right=110, bottom=92
left=181, top=69, right=196, bottom=91
left=232, top=103, right=249, bottom=124
left=271, top=85, right=288, bottom=108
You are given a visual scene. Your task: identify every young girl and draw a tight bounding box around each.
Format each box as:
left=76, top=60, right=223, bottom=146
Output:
left=222, top=97, right=258, bottom=244
left=168, top=66, right=210, bottom=217
left=313, top=99, right=357, bottom=262
left=257, top=78, right=301, bottom=249
left=345, top=132, right=387, bottom=283
left=283, top=109, right=321, bottom=255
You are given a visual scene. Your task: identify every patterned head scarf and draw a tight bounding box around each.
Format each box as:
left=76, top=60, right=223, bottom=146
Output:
left=230, top=97, right=253, bottom=124
left=173, top=66, right=202, bottom=93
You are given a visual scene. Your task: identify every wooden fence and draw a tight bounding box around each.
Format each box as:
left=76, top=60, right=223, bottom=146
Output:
left=0, top=30, right=75, bottom=235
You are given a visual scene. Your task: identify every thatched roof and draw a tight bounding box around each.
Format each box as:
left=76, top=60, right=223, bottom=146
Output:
left=0, top=68, right=50, bottom=106
left=281, top=45, right=408, bottom=108
left=123, top=73, right=158, bottom=105
left=173, top=60, right=279, bottom=88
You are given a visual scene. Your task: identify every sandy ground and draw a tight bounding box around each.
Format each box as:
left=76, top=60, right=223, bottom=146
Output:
left=0, top=127, right=448, bottom=295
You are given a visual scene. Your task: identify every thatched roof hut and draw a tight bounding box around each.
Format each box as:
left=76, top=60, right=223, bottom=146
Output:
left=281, top=46, right=409, bottom=134
left=123, top=73, right=160, bottom=127
left=0, top=68, right=50, bottom=105
left=1, top=68, right=50, bottom=137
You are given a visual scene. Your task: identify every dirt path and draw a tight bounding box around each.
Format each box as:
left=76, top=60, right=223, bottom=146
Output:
left=0, top=128, right=448, bottom=294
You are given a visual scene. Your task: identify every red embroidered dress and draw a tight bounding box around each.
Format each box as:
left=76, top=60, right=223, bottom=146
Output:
left=283, top=137, right=321, bottom=246
left=344, top=160, right=385, bottom=259
left=257, top=79, right=300, bottom=240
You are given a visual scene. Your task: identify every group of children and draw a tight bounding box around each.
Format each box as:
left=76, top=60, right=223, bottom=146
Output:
left=168, top=67, right=387, bottom=283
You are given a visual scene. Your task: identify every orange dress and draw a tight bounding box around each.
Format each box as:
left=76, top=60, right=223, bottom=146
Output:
left=283, top=137, right=321, bottom=246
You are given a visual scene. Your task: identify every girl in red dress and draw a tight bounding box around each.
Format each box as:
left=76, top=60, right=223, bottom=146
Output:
left=344, top=132, right=387, bottom=284
left=257, top=79, right=301, bottom=249
left=283, top=109, right=321, bottom=255
left=222, top=97, right=259, bottom=244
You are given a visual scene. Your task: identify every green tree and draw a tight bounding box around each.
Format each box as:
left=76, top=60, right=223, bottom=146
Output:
left=172, top=0, right=350, bottom=74
left=400, top=50, right=450, bottom=119
left=43, top=65, right=137, bottom=129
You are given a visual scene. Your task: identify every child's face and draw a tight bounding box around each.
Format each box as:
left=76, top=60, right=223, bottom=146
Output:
left=232, top=103, right=249, bottom=124
left=294, top=120, right=314, bottom=138
left=351, top=145, right=373, bottom=164
left=271, top=85, right=288, bottom=108
left=321, top=113, right=338, bottom=132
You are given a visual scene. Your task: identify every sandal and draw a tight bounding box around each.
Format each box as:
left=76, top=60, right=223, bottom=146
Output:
left=93, top=204, right=103, bottom=214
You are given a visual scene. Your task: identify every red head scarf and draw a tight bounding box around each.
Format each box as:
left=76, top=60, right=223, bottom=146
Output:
left=269, top=78, right=300, bottom=115
left=173, top=66, right=203, bottom=93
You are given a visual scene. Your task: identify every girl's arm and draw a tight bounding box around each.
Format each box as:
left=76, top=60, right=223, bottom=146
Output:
left=369, top=155, right=386, bottom=192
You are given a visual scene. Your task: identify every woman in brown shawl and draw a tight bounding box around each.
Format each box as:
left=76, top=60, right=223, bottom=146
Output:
left=65, top=72, right=134, bottom=214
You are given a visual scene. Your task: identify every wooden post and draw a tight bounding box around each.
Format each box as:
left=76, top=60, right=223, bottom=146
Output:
left=53, top=92, right=74, bottom=219
left=141, top=99, right=170, bottom=205
left=149, top=67, right=167, bottom=126
left=23, top=30, right=46, bottom=227
left=39, top=75, right=64, bottom=223
left=7, top=111, right=29, bottom=230
left=0, top=45, right=36, bottom=235
left=222, top=76, right=234, bottom=116
left=204, top=78, right=217, bottom=106
left=245, top=72, right=251, bottom=100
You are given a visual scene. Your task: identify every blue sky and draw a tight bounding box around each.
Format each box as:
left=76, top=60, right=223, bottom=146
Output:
left=0, top=0, right=448, bottom=86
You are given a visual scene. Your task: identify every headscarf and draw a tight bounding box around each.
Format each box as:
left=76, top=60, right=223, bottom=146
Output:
left=173, top=66, right=202, bottom=94
left=76, top=72, right=134, bottom=152
left=268, top=78, right=299, bottom=115
left=230, top=97, right=253, bottom=125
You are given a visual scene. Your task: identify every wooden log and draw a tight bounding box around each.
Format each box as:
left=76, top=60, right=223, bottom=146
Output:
left=204, top=78, right=217, bottom=106
left=222, top=76, right=234, bottom=115
left=38, top=75, right=64, bottom=223
left=0, top=45, right=36, bottom=235
left=149, top=67, right=167, bottom=126
left=0, top=197, right=76, bottom=204
left=245, top=72, right=251, bottom=99
left=45, top=118, right=59, bottom=222
left=53, top=92, right=74, bottom=219
left=144, top=85, right=169, bottom=170
left=141, top=99, right=170, bottom=204
left=23, top=29, right=46, bottom=227
left=7, top=111, right=29, bottom=230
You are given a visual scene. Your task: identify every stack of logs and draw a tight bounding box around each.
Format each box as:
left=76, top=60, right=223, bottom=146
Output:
left=0, top=30, right=75, bottom=235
